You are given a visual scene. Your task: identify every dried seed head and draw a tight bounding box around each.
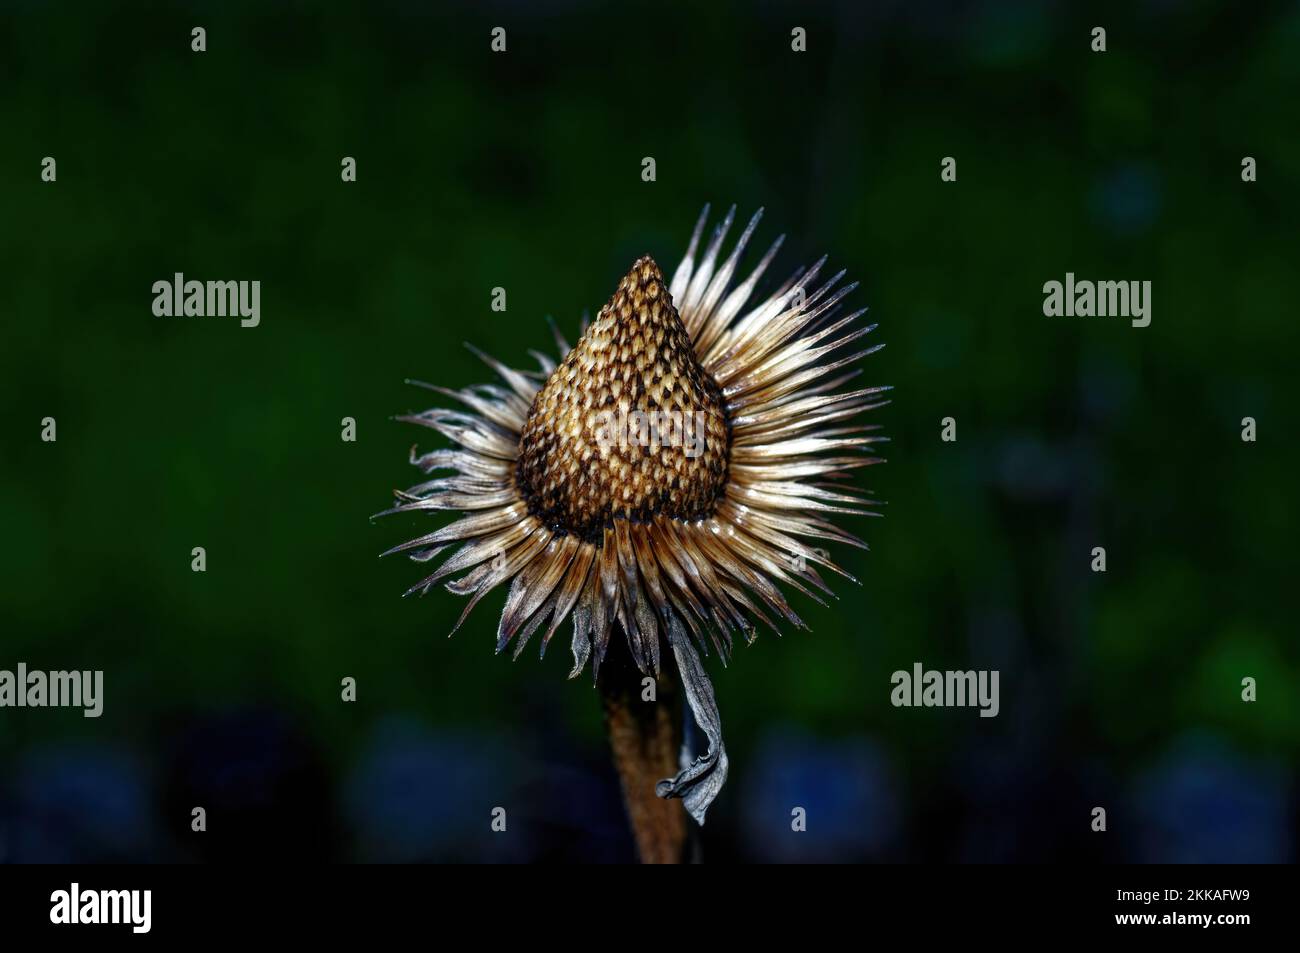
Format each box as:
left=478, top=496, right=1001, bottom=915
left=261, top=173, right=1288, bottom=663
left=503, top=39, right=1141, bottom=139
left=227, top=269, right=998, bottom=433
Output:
left=516, top=256, right=730, bottom=542
left=383, top=206, right=888, bottom=831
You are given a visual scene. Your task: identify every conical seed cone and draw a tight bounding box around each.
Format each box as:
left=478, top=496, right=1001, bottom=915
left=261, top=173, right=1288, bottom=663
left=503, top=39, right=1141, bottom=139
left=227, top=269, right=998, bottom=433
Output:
left=516, top=256, right=730, bottom=542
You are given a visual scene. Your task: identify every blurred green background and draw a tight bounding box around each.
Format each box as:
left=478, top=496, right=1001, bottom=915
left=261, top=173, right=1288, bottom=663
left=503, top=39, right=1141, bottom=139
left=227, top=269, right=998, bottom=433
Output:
left=1, top=0, right=1296, bottom=862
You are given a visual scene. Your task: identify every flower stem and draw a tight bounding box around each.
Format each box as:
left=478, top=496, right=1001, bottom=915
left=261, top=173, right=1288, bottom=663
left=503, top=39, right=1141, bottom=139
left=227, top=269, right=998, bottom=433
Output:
left=598, top=642, right=688, bottom=864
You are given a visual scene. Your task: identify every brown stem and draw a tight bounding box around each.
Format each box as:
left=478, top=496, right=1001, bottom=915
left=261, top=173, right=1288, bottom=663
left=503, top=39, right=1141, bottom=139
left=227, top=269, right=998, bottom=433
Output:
left=598, top=639, right=688, bottom=864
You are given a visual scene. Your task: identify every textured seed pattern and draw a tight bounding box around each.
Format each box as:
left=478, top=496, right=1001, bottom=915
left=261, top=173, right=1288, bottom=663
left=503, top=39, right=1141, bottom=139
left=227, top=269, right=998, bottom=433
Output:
left=516, top=256, right=730, bottom=542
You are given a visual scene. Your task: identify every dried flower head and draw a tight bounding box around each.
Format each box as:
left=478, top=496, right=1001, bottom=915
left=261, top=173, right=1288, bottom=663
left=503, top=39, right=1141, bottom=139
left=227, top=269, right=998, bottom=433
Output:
left=379, top=206, right=887, bottom=860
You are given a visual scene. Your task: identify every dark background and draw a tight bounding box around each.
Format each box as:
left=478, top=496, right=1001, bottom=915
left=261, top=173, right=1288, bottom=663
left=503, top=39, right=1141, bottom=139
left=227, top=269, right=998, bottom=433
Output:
left=1, top=0, right=1295, bottom=863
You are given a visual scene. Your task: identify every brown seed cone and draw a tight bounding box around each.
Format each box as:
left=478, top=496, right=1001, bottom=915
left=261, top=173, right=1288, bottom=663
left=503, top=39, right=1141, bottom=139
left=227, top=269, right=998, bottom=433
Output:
left=516, top=256, right=730, bottom=543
